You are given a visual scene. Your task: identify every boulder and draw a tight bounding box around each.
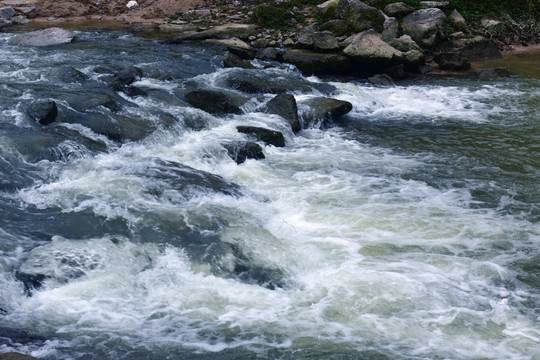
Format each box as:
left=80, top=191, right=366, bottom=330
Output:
left=474, top=67, right=509, bottom=79
left=16, top=27, right=75, bottom=46
left=449, top=35, right=501, bottom=61
left=107, top=66, right=142, bottom=91
left=433, top=52, right=471, bottom=71
left=10, top=15, right=29, bottom=25
left=382, top=17, right=399, bottom=43
left=402, top=49, right=426, bottom=70
left=223, top=53, right=255, bottom=69
left=312, top=31, right=339, bottom=52
left=0, top=352, right=39, bottom=360
left=256, top=47, right=279, bottom=61
left=316, top=0, right=338, bottom=21
left=282, top=49, right=352, bottom=75
left=401, top=8, right=446, bottom=48
left=383, top=2, right=415, bottom=17
left=383, top=64, right=407, bottom=79
left=298, top=97, right=352, bottom=127
left=0, top=17, right=12, bottom=29
left=204, top=37, right=255, bottom=59
left=297, top=24, right=318, bottom=49
left=343, top=29, right=403, bottom=70
left=237, top=126, right=285, bottom=147
left=389, top=34, right=423, bottom=52
left=320, top=19, right=352, bottom=37
left=335, top=0, right=386, bottom=33
left=0, top=327, right=42, bottom=346
left=26, top=100, right=57, bottom=125
left=223, top=141, right=265, bottom=164
left=265, top=94, right=300, bottom=132
left=0, top=7, right=15, bottom=20
left=55, top=66, right=89, bottom=83
left=367, top=74, right=395, bottom=86
left=171, top=23, right=259, bottom=42
left=185, top=89, right=247, bottom=114
left=420, top=1, right=449, bottom=8
left=481, top=19, right=507, bottom=36
left=449, top=9, right=468, bottom=32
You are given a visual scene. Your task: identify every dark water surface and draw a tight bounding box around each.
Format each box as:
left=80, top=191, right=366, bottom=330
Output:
left=0, top=29, right=539, bottom=359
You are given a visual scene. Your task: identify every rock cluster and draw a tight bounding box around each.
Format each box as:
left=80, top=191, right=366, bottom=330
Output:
left=163, top=0, right=502, bottom=78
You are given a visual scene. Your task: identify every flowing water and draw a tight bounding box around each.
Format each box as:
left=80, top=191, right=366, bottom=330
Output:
left=0, top=28, right=539, bottom=360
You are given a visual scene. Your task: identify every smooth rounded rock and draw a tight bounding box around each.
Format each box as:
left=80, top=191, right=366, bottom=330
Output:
left=16, top=27, right=75, bottom=46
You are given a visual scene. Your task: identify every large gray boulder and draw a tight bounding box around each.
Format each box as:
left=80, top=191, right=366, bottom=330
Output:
left=382, top=17, right=399, bottom=42
left=26, top=100, right=58, bottom=125
left=401, top=8, right=446, bottom=48
left=343, top=29, right=403, bottom=69
left=336, top=0, right=386, bottom=33
left=171, top=23, right=258, bottom=42
left=204, top=37, right=255, bottom=60
left=265, top=94, right=300, bottom=132
left=16, top=27, right=75, bottom=46
left=389, top=34, right=423, bottom=52
left=282, top=49, right=351, bottom=75
left=185, top=89, right=247, bottom=114
left=383, top=2, right=415, bottom=17
left=449, top=9, right=468, bottom=32
left=320, top=19, right=352, bottom=37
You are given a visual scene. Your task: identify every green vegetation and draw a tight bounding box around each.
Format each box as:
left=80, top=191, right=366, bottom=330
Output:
left=250, top=0, right=322, bottom=30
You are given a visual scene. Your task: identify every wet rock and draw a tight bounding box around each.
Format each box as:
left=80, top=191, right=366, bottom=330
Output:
left=0, top=327, right=43, bottom=346
left=449, top=9, right=468, bottom=32
left=383, top=64, right=407, bottom=79
left=55, top=66, right=89, bottom=83
left=171, top=23, right=259, bottom=42
left=383, top=2, right=415, bottom=17
left=66, top=88, right=131, bottom=112
left=205, top=37, right=255, bottom=59
left=451, top=35, right=501, bottom=61
left=0, top=7, right=15, bottom=20
left=367, top=73, right=395, bottom=86
left=382, top=17, right=399, bottom=42
left=223, top=141, right=265, bottom=164
left=26, top=100, right=57, bottom=125
left=420, top=1, right=449, bottom=9
left=223, top=53, right=255, bottom=69
left=312, top=31, right=339, bottom=52
left=434, top=52, right=471, bottom=71
left=298, top=97, right=352, bottom=127
left=336, top=0, right=386, bottom=33
left=282, top=49, right=351, bottom=75
left=474, top=67, right=509, bottom=79
left=401, top=8, right=446, bottom=48
left=343, top=29, right=403, bottom=70
left=107, top=66, right=142, bottom=91
left=237, top=126, right=285, bottom=147
left=0, top=17, right=12, bottom=29
left=0, top=353, right=40, bottom=360
left=316, top=0, right=338, bottom=21
left=265, top=94, right=300, bottom=132
left=123, top=86, right=147, bottom=97
left=256, top=47, right=279, bottom=61
left=320, top=19, right=352, bottom=37
left=185, top=89, right=247, bottom=114
left=16, top=27, right=75, bottom=46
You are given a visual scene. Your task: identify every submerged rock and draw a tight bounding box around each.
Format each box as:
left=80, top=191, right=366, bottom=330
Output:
left=0, top=327, right=44, bottom=346
left=265, top=94, right=300, bottom=132
left=237, top=126, right=285, bottom=147
left=186, top=89, right=247, bottom=114
left=0, top=352, right=40, bottom=360
left=223, top=141, right=265, bottom=164
left=223, top=53, right=255, bottom=69
left=474, top=67, right=509, bottom=79
left=367, top=74, right=395, bottom=86
left=107, top=66, right=142, bottom=91
left=26, top=100, right=57, bottom=125
left=16, top=27, right=75, bottom=46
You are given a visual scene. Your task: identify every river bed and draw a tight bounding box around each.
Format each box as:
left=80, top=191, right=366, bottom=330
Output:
left=0, top=29, right=539, bottom=360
